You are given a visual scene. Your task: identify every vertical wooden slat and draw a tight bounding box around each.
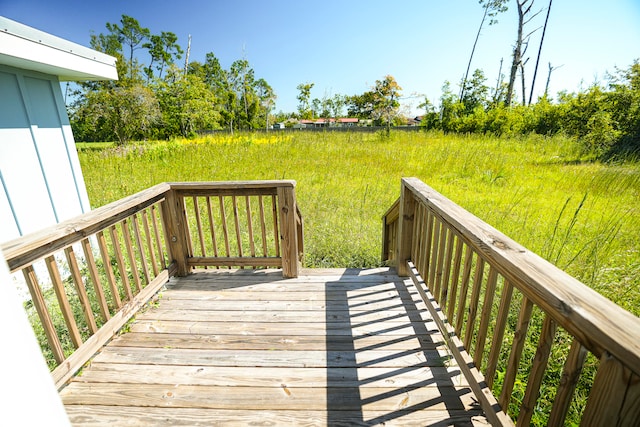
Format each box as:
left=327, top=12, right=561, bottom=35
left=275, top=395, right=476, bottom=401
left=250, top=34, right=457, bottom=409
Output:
left=231, top=195, right=243, bottom=260
left=485, top=280, right=514, bottom=388
left=419, top=206, right=432, bottom=279
left=205, top=196, right=219, bottom=267
left=109, top=225, right=133, bottom=302
left=121, top=219, right=142, bottom=293
left=581, top=352, right=640, bottom=426
left=219, top=196, right=231, bottom=259
left=439, top=229, right=455, bottom=309
left=81, top=238, right=110, bottom=321
left=64, top=246, right=98, bottom=334
left=258, top=195, right=268, bottom=257
left=427, top=218, right=441, bottom=289
left=397, top=181, right=416, bottom=277
left=446, top=236, right=464, bottom=322
left=192, top=196, right=207, bottom=260
left=411, top=203, right=424, bottom=271
left=141, top=209, right=159, bottom=276
left=499, top=296, right=534, bottom=412
left=45, top=255, right=83, bottom=349
left=96, top=230, right=121, bottom=309
left=150, top=204, right=167, bottom=269
left=245, top=196, right=256, bottom=259
left=278, top=185, right=299, bottom=278
left=548, top=338, right=587, bottom=426
left=474, top=265, right=499, bottom=369
left=517, top=314, right=557, bottom=426
left=433, top=223, right=448, bottom=300
left=463, top=256, right=485, bottom=350
left=454, top=245, right=474, bottom=335
left=132, top=214, right=151, bottom=284
left=272, top=194, right=280, bottom=257
left=23, top=265, right=65, bottom=364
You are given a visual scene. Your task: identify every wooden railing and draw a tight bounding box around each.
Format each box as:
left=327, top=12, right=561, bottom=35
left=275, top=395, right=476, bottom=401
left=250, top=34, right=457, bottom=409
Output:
left=1, top=180, right=302, bottom=389
left=382, top=177, right=640, bottom=426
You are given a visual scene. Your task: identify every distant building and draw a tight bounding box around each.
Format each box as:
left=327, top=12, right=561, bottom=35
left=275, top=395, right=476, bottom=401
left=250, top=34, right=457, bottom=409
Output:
left=0, top=16, right=117, bottom=242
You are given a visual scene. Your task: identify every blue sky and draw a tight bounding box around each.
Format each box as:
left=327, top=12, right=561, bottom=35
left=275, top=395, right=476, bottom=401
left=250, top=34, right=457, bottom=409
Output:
left=2, top=0, right=639, bottom=116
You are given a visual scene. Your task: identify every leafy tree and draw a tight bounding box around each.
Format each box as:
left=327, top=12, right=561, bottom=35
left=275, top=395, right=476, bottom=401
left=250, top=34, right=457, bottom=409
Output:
left=461, top=69, right=490, bottom=113
left=296, top=83, right=314, bottom=119
left=154, top=67, right=220, bottom=137
left=371, top=75, right=403, bottom=133
left=144, top=31, right=183, bottom=81
left=105, top=15, right=150, bottom=81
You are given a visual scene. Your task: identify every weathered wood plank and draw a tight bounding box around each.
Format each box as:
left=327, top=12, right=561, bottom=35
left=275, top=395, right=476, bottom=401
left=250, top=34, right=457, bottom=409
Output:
left=63, top=406, right=484, bottom=427
left=61, top=383, right=478, bottom=411
left=72, top=364, right=467, bottom=388
left=108, top=332, right=445, bottom=352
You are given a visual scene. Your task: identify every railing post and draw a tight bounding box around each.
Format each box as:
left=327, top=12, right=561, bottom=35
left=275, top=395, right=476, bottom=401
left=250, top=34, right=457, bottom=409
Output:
left=161, top=188, right=190, bottom=276
left=397, top=179, right=415, bottom=276
left=278, top=184, right=299, bottom=278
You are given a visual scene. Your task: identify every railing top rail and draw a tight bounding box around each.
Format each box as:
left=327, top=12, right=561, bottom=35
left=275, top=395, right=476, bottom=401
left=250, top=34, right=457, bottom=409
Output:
left=400, top=177, right=640, bottom=375
left=1, top=183, right=171, bottom=273
left=168, top=180, right=296, bottom=192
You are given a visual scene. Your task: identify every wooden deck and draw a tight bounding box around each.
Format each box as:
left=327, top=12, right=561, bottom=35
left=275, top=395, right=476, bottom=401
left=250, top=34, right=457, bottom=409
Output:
left=59, top=268, right=487, bottom=426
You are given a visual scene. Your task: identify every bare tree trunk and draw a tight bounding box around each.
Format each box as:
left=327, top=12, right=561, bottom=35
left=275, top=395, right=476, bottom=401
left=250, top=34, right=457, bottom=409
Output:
left=183, top=34, right=191, bottom=75
left=461, top=2, right=491, bottom=100
left=545, top=62, right=563, bottom=97
left=493, top=57, right=504, bottom=105
left=529, top=0, right=553, bottom=105
left=505, top=1, right=525, bottom=106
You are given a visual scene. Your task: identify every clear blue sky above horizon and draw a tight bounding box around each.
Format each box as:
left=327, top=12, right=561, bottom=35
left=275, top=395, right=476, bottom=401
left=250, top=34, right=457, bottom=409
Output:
left=2, top=0, right=639, bottom=116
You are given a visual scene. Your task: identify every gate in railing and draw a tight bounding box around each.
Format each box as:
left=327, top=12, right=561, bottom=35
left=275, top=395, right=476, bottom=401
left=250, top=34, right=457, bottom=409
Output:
left=1, top=180, right=302, bottom=389
left=382, top=177, right=640, bottom=426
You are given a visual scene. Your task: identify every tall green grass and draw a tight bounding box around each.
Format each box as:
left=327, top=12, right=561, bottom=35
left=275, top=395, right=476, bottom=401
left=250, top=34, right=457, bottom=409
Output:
left=78, top=131, right=640, bottom=315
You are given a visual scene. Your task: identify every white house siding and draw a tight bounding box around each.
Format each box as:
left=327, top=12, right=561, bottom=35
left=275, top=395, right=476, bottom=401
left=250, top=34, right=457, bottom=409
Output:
left=0, top=64, right=90, bottom=242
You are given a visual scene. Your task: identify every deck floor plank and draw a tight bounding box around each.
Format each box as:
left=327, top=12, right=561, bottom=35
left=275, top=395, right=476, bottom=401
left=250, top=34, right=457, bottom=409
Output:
left=60, top=268, right=486, bottom=426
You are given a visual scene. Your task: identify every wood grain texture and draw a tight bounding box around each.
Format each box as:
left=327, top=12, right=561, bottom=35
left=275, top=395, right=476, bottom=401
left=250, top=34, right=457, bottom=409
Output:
left=60, top=268, right=487, bottom=426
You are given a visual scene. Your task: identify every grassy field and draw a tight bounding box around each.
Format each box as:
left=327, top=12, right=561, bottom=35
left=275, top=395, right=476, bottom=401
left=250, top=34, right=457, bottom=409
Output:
left=78, top=131, right=640, bottom=316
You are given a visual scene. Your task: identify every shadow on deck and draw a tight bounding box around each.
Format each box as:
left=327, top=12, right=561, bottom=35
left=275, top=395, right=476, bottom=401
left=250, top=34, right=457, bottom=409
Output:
left=60, top=268, right=487, bottom=426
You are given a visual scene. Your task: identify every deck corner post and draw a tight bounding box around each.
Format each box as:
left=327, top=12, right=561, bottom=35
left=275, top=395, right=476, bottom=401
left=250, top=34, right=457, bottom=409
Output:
left=397, top=178, right=416, bottom=277
left=160, top=187, right=190, bottom=276
left=278, top=184, right=300, bottom=278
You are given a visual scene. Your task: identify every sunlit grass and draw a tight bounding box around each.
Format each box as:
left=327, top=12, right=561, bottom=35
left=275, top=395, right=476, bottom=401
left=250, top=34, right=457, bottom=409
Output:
left=78, top=130, right=640, bottom=315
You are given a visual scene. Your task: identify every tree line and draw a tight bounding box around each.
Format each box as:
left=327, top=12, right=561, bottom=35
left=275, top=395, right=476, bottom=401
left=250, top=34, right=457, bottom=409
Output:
left=70, top=12, right=639, bottom=160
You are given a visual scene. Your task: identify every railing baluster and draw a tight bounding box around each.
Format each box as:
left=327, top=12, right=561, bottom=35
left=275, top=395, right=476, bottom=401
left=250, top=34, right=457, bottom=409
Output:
left=434, top=222, right=448, bottom=300
left=485, top=280, right=514, bottom=388
left=121, top=219, right=142, bottom=293
left=245, top=196, right=256, bottom=260
left=45, top=255, right=83, bottom=349
left=141, top=209, right=159, bottom=276
left=419, top=205, right=432, bottom=281
left=109, top=225, right=132, bottom=302
left=439, top=228, right=455, bottom=308
left=81, top=238, right=110, bottom=321
left=192, top=197, right=207, bottom=262
left=464, top=256, right=485, bottom=350
left=23, top=265, right=65, bottom=364
left=96, top=230, right=121, bottom=309
left=232, top=195, right=243, bottom=261
left=64, top=246, right=98, bottom=334
left=446, top=236, right=464, bottom=322
left=150, top=204, right=167, bottom=270
left=258, top=195, right=268, bottom=257
left=500, top=296, right=534, bottom=413
left=428, top=217, right=441, bottom=289
left=517, top=314, right=557, bottom=426
left=219, top=196, right=231, bottom=260
left=411, top=202, right=423, bottom=269
left=132, top=214, right=151, bottom=284
left=474, top=265, right=499, bottom=369
left=206, top=196, right=219, bottom=268
left=547, top=338, right=587, bottom=426
left=272, top=194, right=280, bottom=257
left=455, top=245, right=474, bottom=335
